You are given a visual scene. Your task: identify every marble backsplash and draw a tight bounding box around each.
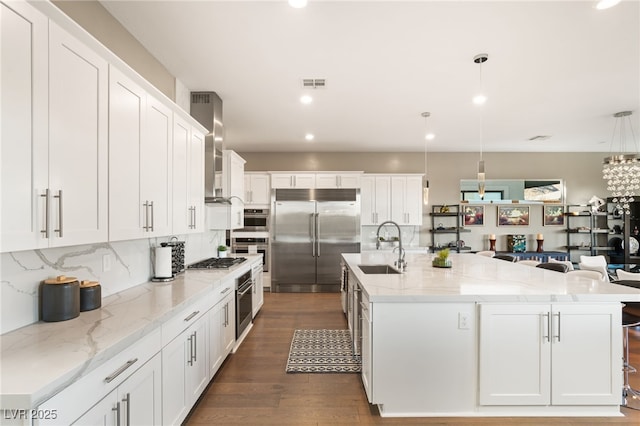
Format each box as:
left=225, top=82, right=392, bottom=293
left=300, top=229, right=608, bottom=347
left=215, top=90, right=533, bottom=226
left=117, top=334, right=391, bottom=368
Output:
left=0, top=230, right=226, bottom=334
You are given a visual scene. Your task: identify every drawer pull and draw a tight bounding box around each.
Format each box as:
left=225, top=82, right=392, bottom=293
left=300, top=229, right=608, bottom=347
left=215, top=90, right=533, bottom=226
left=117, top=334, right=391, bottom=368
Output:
left=104, top=358, right=138, bottom=383
left=221, top=287, right=231, bottom=294
left=184, top=310, right=200, bottom=322
left=112, top=401, right=121, bottom=426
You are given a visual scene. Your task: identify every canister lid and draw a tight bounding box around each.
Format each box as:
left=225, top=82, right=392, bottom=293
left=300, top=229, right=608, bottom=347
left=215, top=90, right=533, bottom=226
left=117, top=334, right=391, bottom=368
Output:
left=43, top=275, right=78, bottom=285
left=80, top=280, right=100, bottom=288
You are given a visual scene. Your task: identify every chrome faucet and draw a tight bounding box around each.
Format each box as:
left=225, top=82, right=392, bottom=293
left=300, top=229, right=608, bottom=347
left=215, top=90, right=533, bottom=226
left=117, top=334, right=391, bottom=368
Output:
left=375, top=220, right=406, bottom=271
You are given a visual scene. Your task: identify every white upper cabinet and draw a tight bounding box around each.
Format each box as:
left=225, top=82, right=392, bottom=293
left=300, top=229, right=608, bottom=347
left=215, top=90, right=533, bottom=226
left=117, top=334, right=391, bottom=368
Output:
left=271, top=173, right=316, bottom=189
left=46, top=22, right=109, bottom=247
left=1, top=1, right=48, bottom=252
left=208, top=150, right=245, bottom=230
left=360, top=175, right=391, bottom=226
left=108, top=67, right=173, bottom=241
left=390, top=175, right=423, bottom=226
left=188, top=129, right=205, bottom=232
left=244, top=173, right=271, bottom=206
left=315, top=173, right=361, bottom=189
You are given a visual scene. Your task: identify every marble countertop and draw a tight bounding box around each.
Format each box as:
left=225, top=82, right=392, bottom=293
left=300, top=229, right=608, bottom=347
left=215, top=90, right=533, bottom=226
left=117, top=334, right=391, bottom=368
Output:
left=0, top=256, right=260, bottom=409
left=343, top=252, right=640, bottom=303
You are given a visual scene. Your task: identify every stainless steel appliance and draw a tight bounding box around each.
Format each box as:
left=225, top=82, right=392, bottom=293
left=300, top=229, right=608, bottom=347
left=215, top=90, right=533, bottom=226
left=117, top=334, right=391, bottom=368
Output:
left=236, top=270, right=253, bottom=338
left=187, top=257, right=246, bottom=269
left=232, top=235, right=269, bottom=272
left=190, top=91, right=228, bottom=204
left=271, top=188, right=360, bottom=292
left=242, top=208, right=269, bottom=231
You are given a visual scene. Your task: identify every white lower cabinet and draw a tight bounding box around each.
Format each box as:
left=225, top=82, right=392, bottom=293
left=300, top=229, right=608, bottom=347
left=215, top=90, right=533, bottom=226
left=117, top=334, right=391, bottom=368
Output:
left=252, top=262, right=264, bottom=318
left=479, top=303, right=622, bottom=406
left=73, top=353, right=162, bottom=426
left=209, top=281, right=235, bottom=378
left=360, top=289, right=372, bottom=402
left=161, top=308, right=209, bottom=426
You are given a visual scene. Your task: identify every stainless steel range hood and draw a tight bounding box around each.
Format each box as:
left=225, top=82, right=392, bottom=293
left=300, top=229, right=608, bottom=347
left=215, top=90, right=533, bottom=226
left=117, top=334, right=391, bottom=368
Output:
left=190, top=91, right=228, bottom=204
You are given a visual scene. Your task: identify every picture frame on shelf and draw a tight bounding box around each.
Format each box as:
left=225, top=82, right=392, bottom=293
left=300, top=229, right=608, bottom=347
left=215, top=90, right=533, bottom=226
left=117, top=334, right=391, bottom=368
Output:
left=543, top=205, right=565, bottom=226
left=498, top=206, right=530, bottom=226
left=463, top=205, right=484, bottom=226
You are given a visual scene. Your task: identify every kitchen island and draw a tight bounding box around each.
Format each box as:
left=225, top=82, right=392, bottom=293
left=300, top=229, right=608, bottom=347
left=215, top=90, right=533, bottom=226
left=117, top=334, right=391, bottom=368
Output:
left=342, top=251, right=640, bottom=418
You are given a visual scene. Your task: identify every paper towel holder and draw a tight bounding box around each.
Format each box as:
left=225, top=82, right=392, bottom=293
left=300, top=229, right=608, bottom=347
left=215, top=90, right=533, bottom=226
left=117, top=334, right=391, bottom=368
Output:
left=152, top=246, right=175, bottom=282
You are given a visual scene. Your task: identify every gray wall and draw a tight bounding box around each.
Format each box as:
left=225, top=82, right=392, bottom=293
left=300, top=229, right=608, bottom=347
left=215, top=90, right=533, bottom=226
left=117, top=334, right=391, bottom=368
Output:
left=52, top=0, right=176, bottom=100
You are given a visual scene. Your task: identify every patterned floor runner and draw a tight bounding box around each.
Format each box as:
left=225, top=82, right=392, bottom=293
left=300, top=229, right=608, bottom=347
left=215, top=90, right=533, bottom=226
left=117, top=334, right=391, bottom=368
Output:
left=285, top=329, right=362, bottom=373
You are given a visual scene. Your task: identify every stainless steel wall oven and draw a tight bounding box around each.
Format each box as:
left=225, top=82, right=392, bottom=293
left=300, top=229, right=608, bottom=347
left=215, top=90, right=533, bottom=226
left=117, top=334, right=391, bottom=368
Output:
left=236, top=270, right=253, bottom=338
left=242, top=209, right=269, bottom=232
left=232, top=237, right=269, bottom=272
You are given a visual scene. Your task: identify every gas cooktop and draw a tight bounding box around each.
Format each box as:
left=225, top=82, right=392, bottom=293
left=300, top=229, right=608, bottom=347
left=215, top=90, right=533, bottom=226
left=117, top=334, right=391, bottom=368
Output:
left=187, top=257, right=247, bottom=270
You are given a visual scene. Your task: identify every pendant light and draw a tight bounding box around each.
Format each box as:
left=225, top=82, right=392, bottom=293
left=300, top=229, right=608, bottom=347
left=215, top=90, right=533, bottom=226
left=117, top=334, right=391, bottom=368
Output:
left=473, top=53, right=488, bottom=199
left=602, top=111, right=640, bottom=215
left=421, top=112, right=434, bottom=205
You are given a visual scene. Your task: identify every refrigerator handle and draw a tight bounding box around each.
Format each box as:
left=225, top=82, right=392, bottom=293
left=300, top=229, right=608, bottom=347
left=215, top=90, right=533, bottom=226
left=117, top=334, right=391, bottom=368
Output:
left=316, top=213, right=320, bottom=257
left=310, top=213, right=316, bottom=257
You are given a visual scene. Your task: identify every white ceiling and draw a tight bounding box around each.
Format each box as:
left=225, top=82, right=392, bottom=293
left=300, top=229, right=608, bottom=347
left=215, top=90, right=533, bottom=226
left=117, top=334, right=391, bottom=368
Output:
left=99, top=0, right=640, bottom=153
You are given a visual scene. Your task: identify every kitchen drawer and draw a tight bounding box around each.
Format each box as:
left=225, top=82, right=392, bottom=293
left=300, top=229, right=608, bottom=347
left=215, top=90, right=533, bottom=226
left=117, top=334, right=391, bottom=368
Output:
left=161, top=292, right=214, bottom=347
left=37, top=327, right=161, bottom=425
left=213, top=280, right=234, bottom=307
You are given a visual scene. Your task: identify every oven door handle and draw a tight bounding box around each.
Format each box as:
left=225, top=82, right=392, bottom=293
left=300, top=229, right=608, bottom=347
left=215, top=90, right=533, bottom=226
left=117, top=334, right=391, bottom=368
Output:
left=238, top=282, right=254, bottom=297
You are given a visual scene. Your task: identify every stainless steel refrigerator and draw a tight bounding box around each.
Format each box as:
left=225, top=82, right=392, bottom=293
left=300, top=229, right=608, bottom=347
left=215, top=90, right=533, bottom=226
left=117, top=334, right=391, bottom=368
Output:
left=271, top=188, right=360, bottom=292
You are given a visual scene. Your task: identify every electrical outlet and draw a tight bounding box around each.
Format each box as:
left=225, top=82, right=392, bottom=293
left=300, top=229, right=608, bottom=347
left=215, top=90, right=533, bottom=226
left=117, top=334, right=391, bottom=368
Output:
left=102, top=254, right=112, bottom=272
left=458, top=312, right=470, bottom=330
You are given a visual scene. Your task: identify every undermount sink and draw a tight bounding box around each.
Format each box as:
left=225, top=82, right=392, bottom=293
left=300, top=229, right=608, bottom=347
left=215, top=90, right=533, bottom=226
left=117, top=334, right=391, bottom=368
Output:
left=358, top=264, right=402, bottom=274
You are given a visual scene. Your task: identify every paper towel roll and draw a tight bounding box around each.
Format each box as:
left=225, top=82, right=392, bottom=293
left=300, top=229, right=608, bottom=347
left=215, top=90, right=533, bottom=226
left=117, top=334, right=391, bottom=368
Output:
left=155, top=246, right=173, bottom=278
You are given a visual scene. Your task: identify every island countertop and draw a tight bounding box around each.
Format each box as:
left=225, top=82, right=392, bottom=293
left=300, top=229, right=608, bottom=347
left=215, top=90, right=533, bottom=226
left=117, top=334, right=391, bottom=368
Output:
left=342, top=252, right=640, bottom=303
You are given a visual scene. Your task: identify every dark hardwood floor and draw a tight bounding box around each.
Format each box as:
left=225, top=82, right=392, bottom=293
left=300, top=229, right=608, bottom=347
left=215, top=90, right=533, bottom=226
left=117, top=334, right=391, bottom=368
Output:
left=185, top=292, right=640, bottom=425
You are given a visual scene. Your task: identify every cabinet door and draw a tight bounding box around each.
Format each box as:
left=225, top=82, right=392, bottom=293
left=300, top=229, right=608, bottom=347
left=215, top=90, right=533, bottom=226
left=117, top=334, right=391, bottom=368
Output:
left=49, top=23, right=108, bottom=247
left=246, top=174, right=271, bottom=205
left=185, top=316, right=209, bottom=407
left=161, top=333, right=189, bottom=425
left=223, top=295, right=236, bottom=355
left=108, top=66, right=145, bottom=242
left=550, top=303, right=621, bottom=405
left=360, top=176, right=376, bottom=226
left=252, top=266, right=264, bottom=318
left=143, top=97, right=173, bottom=237
left=315, top=174, right=339, bottom=189
left=270, top=174, right=294, bottom=189
left=188, top=130, right=205, bottom=232
left=391, top=176, right=422, bottom=225
left=338, top=174, right=361, bottom=189
left=361, top=293, right=372, bottom=402
left=172, top=116, right=190, bottom=234
left=479, top=303, right=551, bottom=405
left=208, top=301, right=224, bottom=378
left=0, top=0, right=48, bottom=252
left=117, top=353, right=162, bottom=426
left=361, top=176, right=390, bottom=226
left=72, top=390, right=117, bottom=426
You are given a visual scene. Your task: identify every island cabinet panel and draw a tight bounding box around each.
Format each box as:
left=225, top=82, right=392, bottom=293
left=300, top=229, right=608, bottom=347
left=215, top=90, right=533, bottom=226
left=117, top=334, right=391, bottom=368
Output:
left=479, top=303, right=621, bottom=406
left=371, top=302, right=477, bottom=414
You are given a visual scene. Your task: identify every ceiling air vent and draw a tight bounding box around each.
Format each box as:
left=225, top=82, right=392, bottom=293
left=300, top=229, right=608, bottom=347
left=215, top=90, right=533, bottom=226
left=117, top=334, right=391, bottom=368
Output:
left=302, top=79, right=326, bottom=88
left=528, top=135, right=551, bottom=141
left=191, top=93, right=212, bottom=104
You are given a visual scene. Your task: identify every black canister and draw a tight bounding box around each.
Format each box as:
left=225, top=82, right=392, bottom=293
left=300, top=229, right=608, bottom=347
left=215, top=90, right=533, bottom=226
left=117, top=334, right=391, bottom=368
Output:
left=41, top=276, right=80, bottom=322
left=80, top=280, right=102, bottom=311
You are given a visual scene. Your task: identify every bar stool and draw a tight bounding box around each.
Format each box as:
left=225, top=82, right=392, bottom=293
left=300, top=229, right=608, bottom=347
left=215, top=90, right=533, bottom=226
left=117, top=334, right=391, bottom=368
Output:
left=622, top=306, right=640, bottom=410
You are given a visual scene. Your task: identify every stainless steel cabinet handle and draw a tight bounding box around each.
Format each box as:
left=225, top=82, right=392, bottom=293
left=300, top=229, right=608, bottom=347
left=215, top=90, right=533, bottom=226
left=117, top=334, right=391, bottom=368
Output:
left=122, top=393, right=131, bottom=426
left=184, top=310, right=200, bottom=322
left=193, top=206, right=197, bottom=229
left=104, top=358, right=138, bottom=383
left=54, top=190, right=63, bottom=237
left=310, top=213, right=316, bottom=257
left=150, top=201, right=154, bottom=232
left=542, top=313, right=550, bottom=342
left=554, top=312, right=561, bottom=342
left=41, top=189, right=50, bottom=237
left=187, top=335, right=193, bottom=366
left=193, top=331, right=197, bottom=363
left=143, top=201, right=149, bottom=231
left=112, top=402, right=121, bottom=426
left=221, top=287, right=231, bottom=294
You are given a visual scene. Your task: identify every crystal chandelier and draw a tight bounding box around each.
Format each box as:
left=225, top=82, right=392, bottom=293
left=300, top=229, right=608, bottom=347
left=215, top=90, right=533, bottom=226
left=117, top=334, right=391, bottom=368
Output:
left=602, top=111, right=640, bottom=215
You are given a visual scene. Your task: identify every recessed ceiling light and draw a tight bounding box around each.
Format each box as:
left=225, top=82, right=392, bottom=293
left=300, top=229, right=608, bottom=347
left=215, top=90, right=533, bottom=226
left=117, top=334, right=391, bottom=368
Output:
left=596, top=0, right=621, bottom=10
left=425, top=133, right=435, bottom=141
left=289, top=0, right=308, bottom=9
left=472, top=94, right=487, bottom=105
left=304, top=133, right=314, bottom=141
left=300, top=95, right=313, bottom=105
